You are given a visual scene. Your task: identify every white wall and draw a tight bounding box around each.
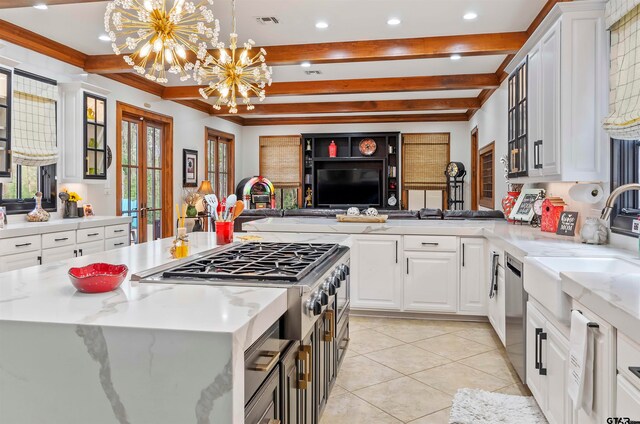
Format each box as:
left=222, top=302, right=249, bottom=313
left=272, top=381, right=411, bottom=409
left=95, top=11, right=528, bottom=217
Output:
left=468, top=80, right=509, bottom=210
left=239, top=121, right=473, bottom=209
left=0, top=41, right=242, bottom=225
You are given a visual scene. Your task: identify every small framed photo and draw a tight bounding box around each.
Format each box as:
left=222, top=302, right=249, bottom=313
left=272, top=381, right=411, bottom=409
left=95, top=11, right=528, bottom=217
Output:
left=83, top=204, right=94, bottom=217
left=183, top=149, right=198, bottom=187
left=509, top=188, right=545, bottom=222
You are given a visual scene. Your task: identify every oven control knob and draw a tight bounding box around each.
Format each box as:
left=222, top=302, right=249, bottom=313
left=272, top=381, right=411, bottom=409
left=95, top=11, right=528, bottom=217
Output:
left=323, top=278, right=336, bottom=296
left=339, top=264, right=350, bottom=279
left=306, top=296, right=322, bottom=316
left=319, top=289, right=329, bottom=306
left=330, top=271, right=341, bottom=288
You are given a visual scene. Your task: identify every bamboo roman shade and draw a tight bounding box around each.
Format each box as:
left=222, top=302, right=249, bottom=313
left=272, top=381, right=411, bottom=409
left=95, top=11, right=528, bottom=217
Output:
left=259, top=136, right=302, bottom=187
left=603, top=1, right=640, bottom=139
left=402, top=133, right=450, bottom=190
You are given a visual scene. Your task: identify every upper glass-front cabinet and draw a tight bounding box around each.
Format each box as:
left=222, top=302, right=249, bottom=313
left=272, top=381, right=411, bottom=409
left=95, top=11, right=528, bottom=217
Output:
left=84, top=92, right=107, bottom=179
left=0, top=68, right=11, bottom=178
left=507, top=60, right=528, bottom=178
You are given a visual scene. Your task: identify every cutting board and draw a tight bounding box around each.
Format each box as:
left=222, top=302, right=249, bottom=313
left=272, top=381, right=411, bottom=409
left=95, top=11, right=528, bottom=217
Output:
left=336, top=214, right=388, bottom=223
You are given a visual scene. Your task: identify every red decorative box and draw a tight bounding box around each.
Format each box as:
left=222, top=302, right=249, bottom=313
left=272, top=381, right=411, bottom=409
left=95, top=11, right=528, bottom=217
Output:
left=541, top=197, right=567, bottom=232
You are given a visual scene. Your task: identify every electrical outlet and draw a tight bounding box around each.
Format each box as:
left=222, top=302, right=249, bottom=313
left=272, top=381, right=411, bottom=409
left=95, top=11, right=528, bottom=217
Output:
left=632, top=219, right=640, bottom=234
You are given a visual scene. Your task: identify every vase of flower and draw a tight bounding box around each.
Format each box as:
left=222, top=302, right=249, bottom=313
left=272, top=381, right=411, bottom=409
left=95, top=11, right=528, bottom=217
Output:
left=59, top=190, right=82, bottom=219
left=26, top=192, right=50, bottom=222
left=184, top=189, right=200, bottom=218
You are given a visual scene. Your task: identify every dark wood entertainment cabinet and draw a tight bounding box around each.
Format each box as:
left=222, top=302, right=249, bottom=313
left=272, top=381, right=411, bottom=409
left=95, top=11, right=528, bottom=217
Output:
left=302, top=132, right=400, bottom=209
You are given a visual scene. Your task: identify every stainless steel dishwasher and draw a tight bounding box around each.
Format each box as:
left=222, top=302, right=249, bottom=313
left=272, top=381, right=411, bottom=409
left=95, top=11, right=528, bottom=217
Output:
left=505, top=253, right=527, bottom=384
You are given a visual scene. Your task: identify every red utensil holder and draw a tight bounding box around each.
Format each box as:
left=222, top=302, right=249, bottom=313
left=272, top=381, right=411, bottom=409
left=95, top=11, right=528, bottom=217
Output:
left=216, top=221, right=234, bottom=244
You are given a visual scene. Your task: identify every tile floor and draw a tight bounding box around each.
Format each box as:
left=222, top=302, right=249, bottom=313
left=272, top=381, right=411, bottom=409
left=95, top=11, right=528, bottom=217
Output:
left=321, top=315, right=532, bottom=424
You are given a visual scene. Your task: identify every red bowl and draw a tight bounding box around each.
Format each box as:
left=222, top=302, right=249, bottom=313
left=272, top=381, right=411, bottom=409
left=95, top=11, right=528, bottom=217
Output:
left=68, top=263, right=129, bottom=293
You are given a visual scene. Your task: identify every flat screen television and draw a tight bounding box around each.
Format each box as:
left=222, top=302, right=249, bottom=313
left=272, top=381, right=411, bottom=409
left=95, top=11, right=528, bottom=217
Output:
left=316, top=168, right=382, bottom=207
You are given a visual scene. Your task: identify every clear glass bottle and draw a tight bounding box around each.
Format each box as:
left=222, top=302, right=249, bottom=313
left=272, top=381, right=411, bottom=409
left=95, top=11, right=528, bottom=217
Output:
left=175, top=227, right=189, bottom=259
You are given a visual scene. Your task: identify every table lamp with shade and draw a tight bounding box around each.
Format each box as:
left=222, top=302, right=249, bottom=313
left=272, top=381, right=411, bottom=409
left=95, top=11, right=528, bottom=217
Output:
left=197, top=180, right=214, bottom=231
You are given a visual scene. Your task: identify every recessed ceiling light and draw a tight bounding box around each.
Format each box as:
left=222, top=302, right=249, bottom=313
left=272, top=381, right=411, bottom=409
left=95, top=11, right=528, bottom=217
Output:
left=300, top=61, right=311, bottom=68
left=387, top=18, right=401, bottom=26
left=98, top=34, right=111, bottom=42
left=33, top=3, right=48, bottom=9
left=315, top=21, right=329, bottom=29
left=450, top=54, right=462, bottom=61
left=463, top=12, right=477, bottom=20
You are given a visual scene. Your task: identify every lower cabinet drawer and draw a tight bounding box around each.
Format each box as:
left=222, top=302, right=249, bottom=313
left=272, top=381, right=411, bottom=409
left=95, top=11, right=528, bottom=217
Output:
left=41, top=246, right=78, bottom=264
left=0, top=234, right=41, bottom=256
left=77, top=240, right=105, bottom=257
left=105, top=236, right=129, bottom=250
left=245, top=321, right=286, bottom=405
left=617, top=375, right=640, bottom=421
left=0, top=250, right=41, bottom=273
left=42, top=230, right=76, bottom=249
left=336, top=317, right=350, bottom=367
left=619, top=333, right=640, bottom=392
left=244, top=364, right=281, bottom=424
left=77, top=227, right=105, bottom=244
left=404, top=235, right=457, bottom=252
left=105, top=224, right=129, bottom=239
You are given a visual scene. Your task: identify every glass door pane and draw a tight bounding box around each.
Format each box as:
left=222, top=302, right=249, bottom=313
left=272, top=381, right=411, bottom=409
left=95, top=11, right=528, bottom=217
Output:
left=121, top=119, right=141, bottom=244
left=207, top=138, right=216, bottom=191
left=146, top=123, right=163, bottom=241
left=218, top=140, right=228, bottom=197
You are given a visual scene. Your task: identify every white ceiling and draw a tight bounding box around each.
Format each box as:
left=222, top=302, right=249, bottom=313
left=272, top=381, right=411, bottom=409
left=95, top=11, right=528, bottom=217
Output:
left=0, top=0, right=545, bottom=118
left=0, top=0, right=545, bottom=54
left=243, top=110, right=470, bottom=118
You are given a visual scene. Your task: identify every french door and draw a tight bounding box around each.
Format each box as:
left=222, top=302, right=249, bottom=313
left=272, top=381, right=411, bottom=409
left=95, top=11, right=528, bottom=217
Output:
left=117, top=103, right=173, bottom=244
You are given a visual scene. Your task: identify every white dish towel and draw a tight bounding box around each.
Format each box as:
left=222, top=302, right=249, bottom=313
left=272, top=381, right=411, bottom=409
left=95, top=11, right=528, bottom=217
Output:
left=568, top=310, right=595, bottom=413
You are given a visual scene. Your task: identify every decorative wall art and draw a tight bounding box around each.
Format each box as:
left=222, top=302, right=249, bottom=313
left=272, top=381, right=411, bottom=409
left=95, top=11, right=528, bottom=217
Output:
left=183, top=149, right=198, bottom=187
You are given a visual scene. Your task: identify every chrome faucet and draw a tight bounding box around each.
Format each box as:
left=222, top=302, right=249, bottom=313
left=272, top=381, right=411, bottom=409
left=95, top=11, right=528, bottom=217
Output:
left=600, top=183, right=640, bottom=221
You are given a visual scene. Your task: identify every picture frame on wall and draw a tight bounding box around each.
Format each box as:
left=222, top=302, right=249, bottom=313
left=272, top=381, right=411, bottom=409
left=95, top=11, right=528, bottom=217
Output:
left=509, top=188, right=545, bottom=222
left=183, top=149, right=198, bottom=187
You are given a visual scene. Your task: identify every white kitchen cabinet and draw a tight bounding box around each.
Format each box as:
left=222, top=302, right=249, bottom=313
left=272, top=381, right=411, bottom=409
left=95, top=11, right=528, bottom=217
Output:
left=538, top=20, right=561, bottom=176
left=507, top=2, right=607, bottom=182
left=526, top=301, right=573, bottom=424
left=617, top=375, right=640, bottom=420
left=459, top=238, right=486, bottom=314
left=404, top=251, right=457, bottom=313
left=0, top=251, right=41, bottom=273
left=487, top=245, right=506, bottom=345
left=350, top=235, right=403, bottom=310
left=41, top=245, right=78, bottom=264
left=77, top=240, right=104, bottom=256
left=59, top=82, right=110, bottom=183
left=572, top=301, right=615, bottom=424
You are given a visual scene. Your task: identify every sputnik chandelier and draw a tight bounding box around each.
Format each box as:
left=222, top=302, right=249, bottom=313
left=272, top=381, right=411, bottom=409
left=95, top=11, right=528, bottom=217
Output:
left=194, top=0, right=272, bottom=113
left=104, top=0, right=220, bottom=83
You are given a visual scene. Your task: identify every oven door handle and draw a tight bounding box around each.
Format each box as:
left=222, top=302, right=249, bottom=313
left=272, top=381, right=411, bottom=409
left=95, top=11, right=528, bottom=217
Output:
left=297, top=345, right=312, bottom=390
left=323, top=310, right=335, bottom=342
left=250, top=351, right=280, bottom=373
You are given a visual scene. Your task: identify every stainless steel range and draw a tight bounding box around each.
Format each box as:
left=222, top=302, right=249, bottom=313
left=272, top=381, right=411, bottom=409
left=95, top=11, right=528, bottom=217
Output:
left=133, top=241, right=351, bottom=423
left=132, top=242, right=350, bottom=340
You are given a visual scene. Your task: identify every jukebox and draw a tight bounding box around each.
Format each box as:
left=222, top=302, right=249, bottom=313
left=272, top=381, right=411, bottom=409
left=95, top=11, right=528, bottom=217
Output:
left=236, top=176, right=276, bottom=209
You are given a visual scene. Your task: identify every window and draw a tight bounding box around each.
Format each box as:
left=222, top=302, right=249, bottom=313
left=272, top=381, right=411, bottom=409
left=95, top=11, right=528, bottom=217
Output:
left=0, top=70, right=57, bottom=214
left=479, top=142, right=495, bottom=209
left=610, top=138, right=640, bottom=236
left=259, top=135, right=302, bottom=209
left=402, top=133, right=450, bottom=191
left=205, top=128, right=234, bottom=199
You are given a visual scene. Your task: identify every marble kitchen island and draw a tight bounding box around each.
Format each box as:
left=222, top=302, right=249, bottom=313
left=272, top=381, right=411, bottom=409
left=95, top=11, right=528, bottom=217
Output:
left=0, top=232, right=348, bottom=424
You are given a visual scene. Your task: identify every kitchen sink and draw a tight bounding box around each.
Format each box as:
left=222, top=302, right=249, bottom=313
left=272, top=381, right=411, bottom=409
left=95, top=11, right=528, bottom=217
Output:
left=524, top=256, right=640, bottom=323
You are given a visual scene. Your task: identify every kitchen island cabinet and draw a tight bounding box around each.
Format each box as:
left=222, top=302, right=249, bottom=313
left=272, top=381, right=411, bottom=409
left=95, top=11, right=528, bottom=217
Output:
left=0, top=232, right=349, bottom=424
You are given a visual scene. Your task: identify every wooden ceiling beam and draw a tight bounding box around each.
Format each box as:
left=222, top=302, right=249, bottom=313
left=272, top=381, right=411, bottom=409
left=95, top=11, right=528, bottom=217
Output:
left=0, top=18, right=87, bottom=68
left=0, top=0, right=103, bottom=8
left=84, top=32, right=528, bottom=73
left=214, top=98, right=479, bottom=116
left=241, top=113, right=469, bottom=126
left=162, top=73, right=499, bottom=100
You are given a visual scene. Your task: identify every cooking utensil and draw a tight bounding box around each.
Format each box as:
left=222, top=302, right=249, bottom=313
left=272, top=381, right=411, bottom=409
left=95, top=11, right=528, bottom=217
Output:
left=68, top=263, right=128, bottom=293
left=205, top=194, right=219, bottom=220
left=232, top=200, right=244, bottom=221
left=225, top=194, right=237, bottom=221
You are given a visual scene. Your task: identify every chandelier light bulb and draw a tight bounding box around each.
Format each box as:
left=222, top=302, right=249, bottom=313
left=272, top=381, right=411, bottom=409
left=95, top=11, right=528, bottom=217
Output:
left=140, top=43, right=152, bottom=58
left=176, top=45, right=186, bottom=59
left=164, top=48, right=173, bottom=63
left=153, top=38, right=163, bottom=53
left=143, top=0, right=153, bottom=11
